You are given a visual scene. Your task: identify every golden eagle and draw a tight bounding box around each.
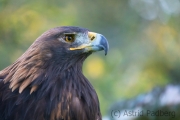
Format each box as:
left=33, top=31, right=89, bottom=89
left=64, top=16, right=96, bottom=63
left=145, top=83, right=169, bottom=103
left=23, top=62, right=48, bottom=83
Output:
left=0, top=26, right=109, bottom=120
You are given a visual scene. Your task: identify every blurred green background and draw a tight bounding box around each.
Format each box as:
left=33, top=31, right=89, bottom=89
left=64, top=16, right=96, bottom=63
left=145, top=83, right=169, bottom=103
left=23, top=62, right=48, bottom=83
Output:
left=0, top=0, right=180, bottom=118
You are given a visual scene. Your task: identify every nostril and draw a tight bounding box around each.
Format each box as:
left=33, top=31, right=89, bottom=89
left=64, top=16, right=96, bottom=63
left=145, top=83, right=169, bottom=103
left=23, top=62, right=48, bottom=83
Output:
left=90, top=36, right=95, bottom=41
left=88, top=32, right=97, bottom=41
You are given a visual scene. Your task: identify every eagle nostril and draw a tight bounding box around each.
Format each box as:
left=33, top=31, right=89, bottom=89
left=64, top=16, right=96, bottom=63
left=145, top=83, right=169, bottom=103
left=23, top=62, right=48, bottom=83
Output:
left=90, top=36, right=95, bottom=41
left=88, top=32, right=97, bottom=41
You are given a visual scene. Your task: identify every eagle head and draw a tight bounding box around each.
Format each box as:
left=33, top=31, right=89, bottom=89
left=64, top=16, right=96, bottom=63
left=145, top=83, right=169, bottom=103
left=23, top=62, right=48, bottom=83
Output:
left=35, top=26, right=109, bottom=64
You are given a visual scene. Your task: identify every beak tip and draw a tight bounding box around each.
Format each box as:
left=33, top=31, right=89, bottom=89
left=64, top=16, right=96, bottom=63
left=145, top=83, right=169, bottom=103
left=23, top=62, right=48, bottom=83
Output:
left=105, top=50, right=108, bottom=56
left=104, top=47, right=108, bottom=56
left=99, top=35, right=109, bottom=56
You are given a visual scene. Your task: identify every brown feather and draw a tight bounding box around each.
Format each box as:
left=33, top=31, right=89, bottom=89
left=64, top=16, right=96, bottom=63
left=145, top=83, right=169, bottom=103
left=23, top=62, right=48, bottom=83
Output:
left=19, top=77, right=32, bottom=93
left=9, top=68, right=28, bottom=88
left=30, top=85, right=38, bottom=94
left=12, top=83, right=20, bottom=92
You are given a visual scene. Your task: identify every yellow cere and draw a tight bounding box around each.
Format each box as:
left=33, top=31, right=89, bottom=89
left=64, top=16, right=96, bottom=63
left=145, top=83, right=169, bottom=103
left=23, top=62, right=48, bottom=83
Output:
left=88, top=32, right=97, bottom=41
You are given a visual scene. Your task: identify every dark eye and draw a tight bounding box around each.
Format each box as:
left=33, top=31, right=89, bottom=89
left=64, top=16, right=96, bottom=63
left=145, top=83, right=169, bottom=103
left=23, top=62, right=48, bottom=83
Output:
left=64, top=34, right=75, bottom=43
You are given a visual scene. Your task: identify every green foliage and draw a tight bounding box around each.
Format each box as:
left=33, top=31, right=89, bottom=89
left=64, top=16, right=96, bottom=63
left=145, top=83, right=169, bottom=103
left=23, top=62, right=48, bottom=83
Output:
left=0, top=0, right=180, bottom=117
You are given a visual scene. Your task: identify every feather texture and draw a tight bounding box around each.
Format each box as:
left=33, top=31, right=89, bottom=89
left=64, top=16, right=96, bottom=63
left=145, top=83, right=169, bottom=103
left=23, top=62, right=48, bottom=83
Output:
left=0, top=26, right=103, bottom=120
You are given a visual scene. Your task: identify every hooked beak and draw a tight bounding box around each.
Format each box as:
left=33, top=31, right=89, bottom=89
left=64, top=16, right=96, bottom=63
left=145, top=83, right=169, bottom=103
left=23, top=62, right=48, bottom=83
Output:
left=70, top=32, right=109, bottom=55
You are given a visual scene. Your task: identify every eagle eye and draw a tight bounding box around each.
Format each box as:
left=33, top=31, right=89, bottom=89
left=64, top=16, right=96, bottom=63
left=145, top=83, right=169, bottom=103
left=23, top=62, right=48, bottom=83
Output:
left=63, top=33, right=76, bottom=43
